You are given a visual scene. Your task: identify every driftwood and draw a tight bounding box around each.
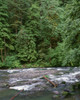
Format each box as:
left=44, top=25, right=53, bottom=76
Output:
left=43, top=75, right=57, bottom=87
left=10, top=89, right=24, bottom=100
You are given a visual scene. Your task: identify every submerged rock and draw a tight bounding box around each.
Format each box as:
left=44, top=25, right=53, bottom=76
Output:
left=53, top=91, right=59, bottom=95
left=72, top=82, right=80, bottom=90
left=61, top=91, right=71, bottom=98
left=52, top=94, right=60, bottom=99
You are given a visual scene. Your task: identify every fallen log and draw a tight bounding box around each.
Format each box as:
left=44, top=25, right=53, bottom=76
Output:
left=43, top=75, right=57, bottom=87
left=10, top=89, right=24, bottom=100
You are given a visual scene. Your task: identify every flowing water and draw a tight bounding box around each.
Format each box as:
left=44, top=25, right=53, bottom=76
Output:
left=0, top=89, right=80, bottom=100
left=0, top=67, right=80, bottom=100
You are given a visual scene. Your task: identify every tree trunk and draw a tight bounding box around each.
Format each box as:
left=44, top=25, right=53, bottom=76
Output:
left=1, top=49, right=4, bottom=62
left=4, top=38, right=7, bottom=60
left=4, top=47, right=7, bottom=58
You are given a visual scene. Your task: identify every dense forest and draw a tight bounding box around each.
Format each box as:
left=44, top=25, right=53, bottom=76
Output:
left=0, top=0, right=80, bottom=68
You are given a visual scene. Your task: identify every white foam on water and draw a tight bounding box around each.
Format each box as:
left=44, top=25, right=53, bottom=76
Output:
left=22, top=68, right=36, bottom=72
left=56, top=67, right=70, bottom=71
left=54, top=76, right=79, bottom=83
left=7, top=68, right=37, bottom=74
left=47, top=68, right=53, bottom=70
left=69, top=71, right=80, bottom=76
left=10, top=82, right=42, bottom=91
left=9, top=77, right=41, bottom=84
left=7, top=69, right=21, bottom=73
left=49, top=74, right=55, bottom=79
left=49, top=71, right=80, bottom=83
left=32, top=77, right=41, bottom=81
left=9, top=78, right=23, bottom=84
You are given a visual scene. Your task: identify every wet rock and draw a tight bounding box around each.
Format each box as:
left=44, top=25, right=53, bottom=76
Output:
left=0, top=82, right=9, bottom=88
left=52, top=91, right=59, bottom=95
left=64, top=84, right=74, bottom=93
left=76, top=74, right=80, bottom=80
left=61, top=81, right=66, bottom=84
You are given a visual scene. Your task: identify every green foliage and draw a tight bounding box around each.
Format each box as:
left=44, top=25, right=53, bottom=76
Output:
left=5, top=56, right=21, bottom=68
left=44, top=75, right=49, bottom=78
left=0, top=0, right=80, bottom=68
left=0, top=0, right=9, bottom=49
left=51, top=0, right=80, bottom=67
left=16, top=26, right=37, bottom=63
left=0, top=56, right=21, bottom=68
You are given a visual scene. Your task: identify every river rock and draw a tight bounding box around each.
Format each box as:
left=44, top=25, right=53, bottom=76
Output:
left=53, top=91, right=59, bottom=95
left=76, top=74, right=80, bottom=80
left=52, top=94, right=60, bottom=98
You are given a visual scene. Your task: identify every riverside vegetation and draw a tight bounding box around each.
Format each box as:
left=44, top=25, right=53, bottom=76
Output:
left=0, top=0, right=80, bottom=68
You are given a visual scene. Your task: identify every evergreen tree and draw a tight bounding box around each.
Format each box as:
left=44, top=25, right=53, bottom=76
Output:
left=50, top=0, right=80, bottom=66
left=0, top=0, right=10, bottom=62
left=16, top=26, right=37, bottom=63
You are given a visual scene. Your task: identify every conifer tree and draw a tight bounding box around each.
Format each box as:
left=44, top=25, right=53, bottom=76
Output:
left=0, top=0, right=10, bottom=62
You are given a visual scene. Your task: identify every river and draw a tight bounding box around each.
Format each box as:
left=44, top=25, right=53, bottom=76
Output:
left=0, top=67, right=80, bottom=100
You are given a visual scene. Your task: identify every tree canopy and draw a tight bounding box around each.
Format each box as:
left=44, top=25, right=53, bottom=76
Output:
left=0, top=0, right=80, bottom=68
